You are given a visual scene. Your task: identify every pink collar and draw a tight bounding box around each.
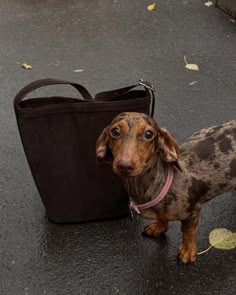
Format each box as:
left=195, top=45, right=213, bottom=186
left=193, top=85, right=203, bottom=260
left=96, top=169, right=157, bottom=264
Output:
left=129, top=165, right=174, bottom=214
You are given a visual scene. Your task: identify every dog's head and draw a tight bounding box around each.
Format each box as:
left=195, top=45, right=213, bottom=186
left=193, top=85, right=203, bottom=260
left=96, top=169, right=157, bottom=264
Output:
left=96, top=112, right=181, bottom=177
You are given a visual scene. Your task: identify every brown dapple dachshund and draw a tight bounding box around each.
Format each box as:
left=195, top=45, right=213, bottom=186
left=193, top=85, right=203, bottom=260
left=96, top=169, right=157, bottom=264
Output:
left=96, top=112, right=236, bottom=263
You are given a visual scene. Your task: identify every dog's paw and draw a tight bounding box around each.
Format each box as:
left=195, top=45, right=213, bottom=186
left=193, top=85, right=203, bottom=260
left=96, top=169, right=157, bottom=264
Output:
left=178, top=243, right=197, bottom=264
left=143, top=221, right=168, bottom=237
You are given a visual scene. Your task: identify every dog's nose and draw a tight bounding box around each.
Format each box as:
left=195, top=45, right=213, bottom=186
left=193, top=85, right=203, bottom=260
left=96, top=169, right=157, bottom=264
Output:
left=116, top=160, right=135, bottom=175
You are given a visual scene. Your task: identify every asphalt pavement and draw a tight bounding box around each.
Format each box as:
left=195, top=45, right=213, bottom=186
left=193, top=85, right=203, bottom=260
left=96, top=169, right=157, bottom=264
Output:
left=0, top=1, right=235, bottom=294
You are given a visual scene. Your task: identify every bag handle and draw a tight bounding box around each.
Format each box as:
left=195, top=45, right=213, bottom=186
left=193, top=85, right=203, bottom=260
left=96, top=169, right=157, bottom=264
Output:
left=95, top=79, right=155, bottom=117
left=14, top=78, right=93, bottom=109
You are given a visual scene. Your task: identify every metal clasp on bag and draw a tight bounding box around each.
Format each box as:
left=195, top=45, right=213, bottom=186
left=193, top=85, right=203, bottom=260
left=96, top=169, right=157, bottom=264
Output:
left=139, top=79, right=155, bottom=92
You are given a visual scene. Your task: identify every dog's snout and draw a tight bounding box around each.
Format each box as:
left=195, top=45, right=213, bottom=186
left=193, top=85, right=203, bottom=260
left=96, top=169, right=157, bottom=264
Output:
left=117, top=159, right=135, bottom=175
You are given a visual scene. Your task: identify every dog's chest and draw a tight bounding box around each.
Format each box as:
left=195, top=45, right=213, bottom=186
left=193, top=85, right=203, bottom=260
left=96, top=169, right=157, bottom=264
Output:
left=140, top=198, right=191, bottom=221
left=153, top=192, right=191, bottom=221
left=125, top=167, right=193, bottom=221
left=139, top=172, right=198, bottom=221
left=139, top=181, right=192, bottom=221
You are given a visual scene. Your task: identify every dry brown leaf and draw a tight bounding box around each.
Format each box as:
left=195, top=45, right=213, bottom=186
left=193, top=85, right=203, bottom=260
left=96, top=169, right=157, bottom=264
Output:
left=147, top=3, right=156, bottom=11
left=21, top=63, right=32, bottom=70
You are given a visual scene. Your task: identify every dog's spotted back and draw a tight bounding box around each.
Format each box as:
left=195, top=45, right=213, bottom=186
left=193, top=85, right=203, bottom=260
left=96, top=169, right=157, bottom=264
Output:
left=180, top=120, right=236, bottom=203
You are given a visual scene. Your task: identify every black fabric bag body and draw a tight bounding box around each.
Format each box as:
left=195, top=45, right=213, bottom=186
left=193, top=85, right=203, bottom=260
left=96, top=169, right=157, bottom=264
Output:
left=14, top=79, right=155, bottom=223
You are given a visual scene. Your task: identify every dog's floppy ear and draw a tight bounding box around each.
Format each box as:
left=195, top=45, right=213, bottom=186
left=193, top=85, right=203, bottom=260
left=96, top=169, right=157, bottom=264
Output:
left=157, top=128, right=183, bottom=171
left=96, top=127, right=113, bottom=166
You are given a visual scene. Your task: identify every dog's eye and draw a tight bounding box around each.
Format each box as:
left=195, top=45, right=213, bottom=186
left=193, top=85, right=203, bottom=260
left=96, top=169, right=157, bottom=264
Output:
left=110, top=127, right=121, bottom=138
left=144, top=130, right=154, bottom=140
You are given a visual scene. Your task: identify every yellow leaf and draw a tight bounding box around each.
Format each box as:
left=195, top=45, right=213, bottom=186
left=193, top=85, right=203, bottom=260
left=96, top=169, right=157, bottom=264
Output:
left=197, top=228, right=236, bottom=256
left=21, top=63, right=32, bottom=70
left=185, top=63, right=199, bottom=71
left=204, top=1, right=213, bottom=7
left=209, top=228, right=236, bottom=250
left=184, top=56, right=199, bottom=71
left=147, top=3, right=156, bottom=11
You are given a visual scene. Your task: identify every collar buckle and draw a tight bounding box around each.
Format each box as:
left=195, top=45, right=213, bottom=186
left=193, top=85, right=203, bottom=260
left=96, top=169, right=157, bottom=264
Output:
left=129, top=199, right=141, bottom=217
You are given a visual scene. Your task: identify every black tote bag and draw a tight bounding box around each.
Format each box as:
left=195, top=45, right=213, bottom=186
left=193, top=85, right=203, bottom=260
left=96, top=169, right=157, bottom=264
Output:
left=14, top=78, right=155, bottom=223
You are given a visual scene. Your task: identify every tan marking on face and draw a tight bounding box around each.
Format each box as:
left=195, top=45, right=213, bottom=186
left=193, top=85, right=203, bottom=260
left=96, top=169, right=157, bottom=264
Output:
left=108, top=115, right=157, bottom=177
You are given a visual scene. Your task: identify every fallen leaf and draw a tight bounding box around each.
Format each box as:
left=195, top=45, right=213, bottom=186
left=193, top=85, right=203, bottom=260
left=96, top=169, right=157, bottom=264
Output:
left=147, top=3, right=156, bottom=11
left=204, top=1, right=213, bottom=7
left=73, top=69, right=84, bottom=73
left=197, top=228, right=236, bottom=255
left=185, top=63, right=199, bottom=71
left=209, top=228, right=236, bottom=250
left=21, top=63, right=32, bottom=70
left=189, top=81, right=197, bottom=85
left=184, top=56, right=199, bottom=71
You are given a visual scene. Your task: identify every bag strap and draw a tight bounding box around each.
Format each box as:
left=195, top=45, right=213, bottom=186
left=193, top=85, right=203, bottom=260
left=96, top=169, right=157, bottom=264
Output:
left=95, top=79, right=155, bottom=117
left=14, top=78, right=93, bottom=109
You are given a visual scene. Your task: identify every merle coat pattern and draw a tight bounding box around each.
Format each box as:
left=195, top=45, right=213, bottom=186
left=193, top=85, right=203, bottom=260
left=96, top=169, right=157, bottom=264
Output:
left=96, top=112, right=236, bottom=263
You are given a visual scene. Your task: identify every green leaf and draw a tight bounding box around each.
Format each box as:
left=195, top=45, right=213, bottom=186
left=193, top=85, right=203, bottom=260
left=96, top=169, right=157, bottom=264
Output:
left=209, top=228, right=236, bottom=250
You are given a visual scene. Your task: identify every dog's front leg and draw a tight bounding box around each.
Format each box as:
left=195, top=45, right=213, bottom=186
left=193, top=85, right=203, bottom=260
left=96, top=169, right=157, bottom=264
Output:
left=143, top=216, right=168, bottom=237
left=178, top=211, right=200, bottom=264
